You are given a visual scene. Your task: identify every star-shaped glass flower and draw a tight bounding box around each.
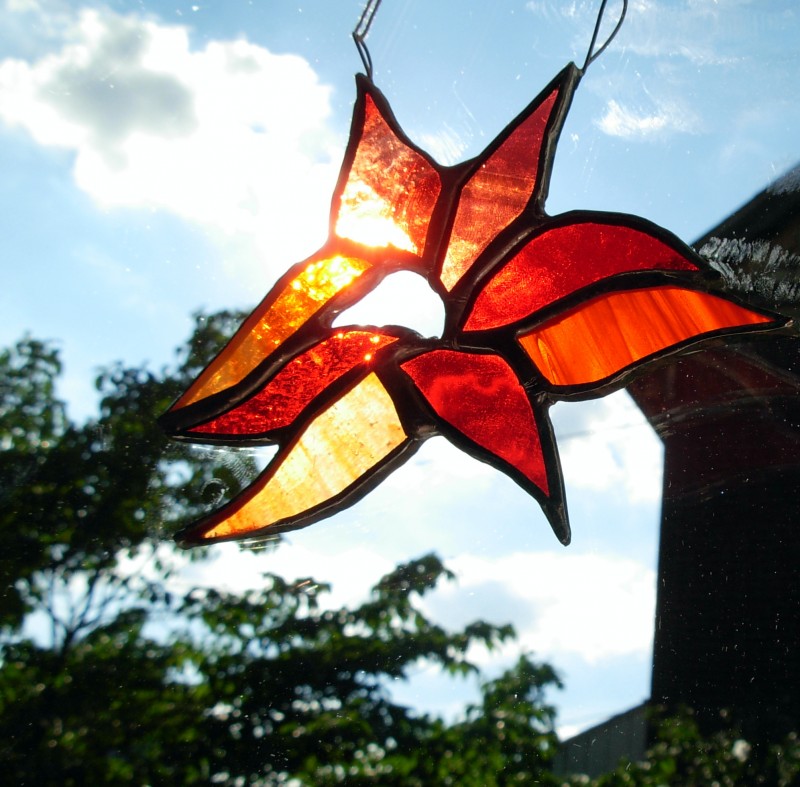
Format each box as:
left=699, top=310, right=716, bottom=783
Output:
left=161, top=63, right=787, bottom=547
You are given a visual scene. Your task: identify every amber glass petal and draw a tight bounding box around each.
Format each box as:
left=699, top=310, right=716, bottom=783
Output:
left=464, top=220, right=701, bottom=331
left=401, top=350, right=549, bottom=494
left=438, top=88, right=561, bottom=291
left=186, top=373, right=409, bottom=542
left=189, top=331, right=399, bottom=437
left=519, top=286, right=776, bottom=387
left=171, top=252, right=372, bottom=410
left=335, top=89, right=442, bottom=254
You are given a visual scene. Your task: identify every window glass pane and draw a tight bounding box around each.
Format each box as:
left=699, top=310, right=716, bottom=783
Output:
left=3, top=1, right=799, bottom=781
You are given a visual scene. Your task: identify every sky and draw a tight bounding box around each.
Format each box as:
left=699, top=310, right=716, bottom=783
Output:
left=2, top=0, right=800, bottom=738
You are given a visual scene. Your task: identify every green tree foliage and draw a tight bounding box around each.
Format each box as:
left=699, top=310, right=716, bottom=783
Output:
left=0, top=314, right=243, bottom=636
left=0, top=324, right=563, bottom=785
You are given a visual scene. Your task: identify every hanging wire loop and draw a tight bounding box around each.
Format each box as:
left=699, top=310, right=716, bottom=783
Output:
left=582, top=0, right=628, bottom=73
left=353, top=0, right=384, bottom=81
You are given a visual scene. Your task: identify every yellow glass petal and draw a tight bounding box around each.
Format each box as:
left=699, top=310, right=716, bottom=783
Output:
left=202, top=373, right=407, bottom=540
left=175, top=253, right=371, bottom=408
left=519, top=286, right=774, bottom=387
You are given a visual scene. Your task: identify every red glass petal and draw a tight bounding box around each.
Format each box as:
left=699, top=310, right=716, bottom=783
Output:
left=190, top=331, right=399, bottom=437
left=335, top=88, right=442, bottom=255
left=464, top=221, right=701, bottom=331
left=401, top=350, right=548, bottom=494
left=439, top=89, right=560, bottom=291
left=519, top=285, right=776, bottom=387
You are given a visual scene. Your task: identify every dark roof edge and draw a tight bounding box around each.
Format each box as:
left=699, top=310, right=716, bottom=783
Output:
left=694, top=163, right=800, bottom=248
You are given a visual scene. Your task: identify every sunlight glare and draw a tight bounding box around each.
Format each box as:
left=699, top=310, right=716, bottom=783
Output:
left=333, top=271, right=445, bottom=338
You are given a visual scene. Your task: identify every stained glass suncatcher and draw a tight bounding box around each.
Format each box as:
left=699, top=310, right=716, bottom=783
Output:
left=161, top=59, right=787, bottom=548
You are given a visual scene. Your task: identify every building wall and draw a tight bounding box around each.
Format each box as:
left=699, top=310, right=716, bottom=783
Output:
left=553, top=704, right=648, bottom=779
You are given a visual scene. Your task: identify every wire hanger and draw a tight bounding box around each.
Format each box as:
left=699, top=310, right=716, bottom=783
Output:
left=582, top=0, right=628, bottom=73
left=352, top=0, right=627, bottom=83
left=352, top=0, right=383, bottom=81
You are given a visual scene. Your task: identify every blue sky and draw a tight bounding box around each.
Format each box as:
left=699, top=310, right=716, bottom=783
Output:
left=3, top=0, right=799, bottom=736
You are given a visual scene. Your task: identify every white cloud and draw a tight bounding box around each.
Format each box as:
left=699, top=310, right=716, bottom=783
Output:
left=172, top=541, right=396, bottom=612
left=113, top=536, right=396, bottom=618
left=8, top=0, right=39, bottom=10
left=427, top=550, right=655, bottom=664
left=377, top=436, right=500, bottom=499
left=0, top=4, right=341, bottom=280
left=596, top=98, right=698, bottom=139
left=597, top=99, right=666, bottom=138
left=554, top=391, right=663, bottom=504
left=139, top=531, right=654, bottom=665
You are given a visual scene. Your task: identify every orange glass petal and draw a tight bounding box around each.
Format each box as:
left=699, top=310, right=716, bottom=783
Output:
left=189, top=331, right=398, bottom=437
left=335, top=93, right=441, bottom=254
left=464, top=222, right=700, bottom=331
left=197, top=373, right=408, bottom=541
left=519, top=286, right=775, bottom=387
left=439, top=89, right=559, bottom=291
left=173, top=253, right=371, bottom=409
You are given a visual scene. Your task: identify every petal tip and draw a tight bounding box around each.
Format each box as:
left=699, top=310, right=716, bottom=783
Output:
left=548, top=510, right=571, bottom=546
